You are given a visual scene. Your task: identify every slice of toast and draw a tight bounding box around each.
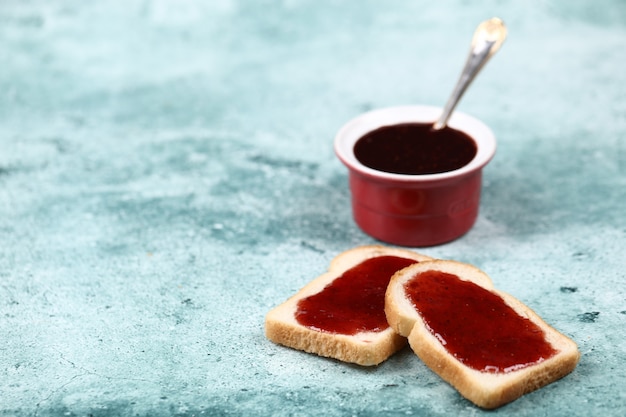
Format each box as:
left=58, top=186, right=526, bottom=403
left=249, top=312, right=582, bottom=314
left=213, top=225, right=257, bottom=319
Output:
left=265, top=245, right=433, bottom=366
left=385, top=260, right=580, bottom=408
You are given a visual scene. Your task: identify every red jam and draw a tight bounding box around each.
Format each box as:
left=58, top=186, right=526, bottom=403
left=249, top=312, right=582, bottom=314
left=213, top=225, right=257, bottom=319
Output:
left=295, top=256, right=418, bottom=335
left=404, top=270, right=558, bottom=373
left=354, top=123, right=477, bottom=175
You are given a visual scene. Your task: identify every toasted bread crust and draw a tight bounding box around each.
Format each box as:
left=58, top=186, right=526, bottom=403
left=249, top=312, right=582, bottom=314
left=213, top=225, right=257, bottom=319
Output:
left=265, top=317, right=408, bottom=366
left=385, top=260, right=580, bottom=408
left=265, top=245, right=433, bottom=366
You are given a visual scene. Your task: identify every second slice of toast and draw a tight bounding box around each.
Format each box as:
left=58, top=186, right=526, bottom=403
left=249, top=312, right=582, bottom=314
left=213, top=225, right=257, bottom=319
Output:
left=265, top=245, right=432, bottom=366
left=385, top=260, right=580, bottom=408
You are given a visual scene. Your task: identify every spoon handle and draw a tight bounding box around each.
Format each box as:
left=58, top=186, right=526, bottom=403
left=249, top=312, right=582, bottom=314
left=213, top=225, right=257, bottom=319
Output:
left=433, top=18, right=507, bottom=130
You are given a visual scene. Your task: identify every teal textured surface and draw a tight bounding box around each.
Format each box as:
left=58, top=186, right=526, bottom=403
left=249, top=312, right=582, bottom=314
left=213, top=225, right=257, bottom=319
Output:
left=1, top=1, right=625, bottom=415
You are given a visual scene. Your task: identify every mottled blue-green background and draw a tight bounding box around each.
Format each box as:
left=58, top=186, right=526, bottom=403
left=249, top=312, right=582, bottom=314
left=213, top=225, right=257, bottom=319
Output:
left=1, top=1, right=625, bottom=416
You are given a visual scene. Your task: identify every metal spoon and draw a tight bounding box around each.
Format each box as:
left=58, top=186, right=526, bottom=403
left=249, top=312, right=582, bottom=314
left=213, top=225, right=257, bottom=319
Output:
left=432, top=17, right=507, bottom=130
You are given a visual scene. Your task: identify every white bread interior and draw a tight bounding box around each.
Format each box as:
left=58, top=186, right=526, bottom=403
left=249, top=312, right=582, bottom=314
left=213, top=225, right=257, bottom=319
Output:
left=265, top=245, right=433, bottom=366
left=385, top=260, right=580, bottom=409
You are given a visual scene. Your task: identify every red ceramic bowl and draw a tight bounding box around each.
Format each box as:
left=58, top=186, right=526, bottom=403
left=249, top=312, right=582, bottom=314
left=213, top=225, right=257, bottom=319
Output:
left=334, top=105, right=496, bottom=247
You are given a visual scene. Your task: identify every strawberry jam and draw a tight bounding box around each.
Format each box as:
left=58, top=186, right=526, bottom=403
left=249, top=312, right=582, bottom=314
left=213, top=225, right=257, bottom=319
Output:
left=404, top=270, right=558, bottom=373
left=354, top=123, right=477, bottom=175
left=295, top=256, right=418, bottom=335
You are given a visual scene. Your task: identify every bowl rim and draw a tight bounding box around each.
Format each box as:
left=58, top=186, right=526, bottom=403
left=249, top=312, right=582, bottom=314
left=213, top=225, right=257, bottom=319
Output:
left=334, top=105, right=497, bottom=184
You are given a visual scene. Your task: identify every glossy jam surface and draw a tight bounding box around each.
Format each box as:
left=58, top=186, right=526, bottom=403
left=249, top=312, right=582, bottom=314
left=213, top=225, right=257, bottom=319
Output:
left=404, top=270, right=558, bottom=373
left=354, top=122, right=477, bottom=175
left=295, top=256, right=418, bottom=335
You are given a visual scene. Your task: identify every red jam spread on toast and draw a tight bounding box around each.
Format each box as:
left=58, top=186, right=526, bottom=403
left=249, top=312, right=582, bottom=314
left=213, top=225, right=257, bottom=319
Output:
left=295, top=256, right=418, bottom=335
left=404, top=270, right=558, bottom=373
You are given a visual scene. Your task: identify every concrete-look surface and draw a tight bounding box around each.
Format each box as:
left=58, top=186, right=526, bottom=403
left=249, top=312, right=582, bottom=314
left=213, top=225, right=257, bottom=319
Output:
left=1, top=1, right=625, bottom=416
